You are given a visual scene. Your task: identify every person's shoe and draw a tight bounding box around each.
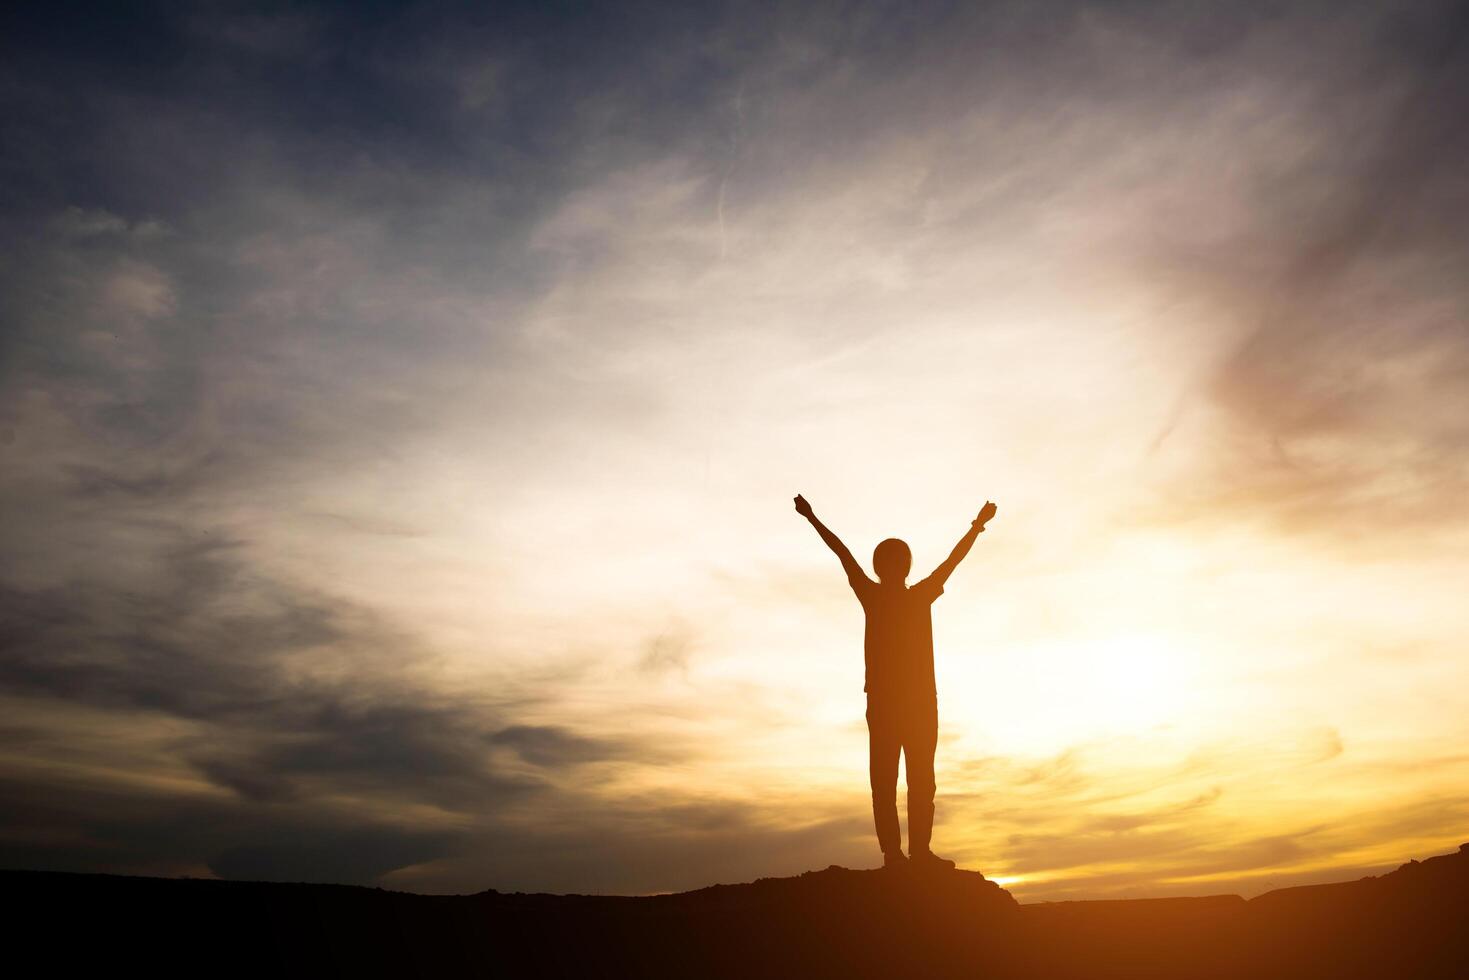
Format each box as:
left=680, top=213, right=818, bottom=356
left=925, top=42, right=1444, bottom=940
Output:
left=908, top=849, right=956, bottom=871
left=882, top=851, right=909, bottom=871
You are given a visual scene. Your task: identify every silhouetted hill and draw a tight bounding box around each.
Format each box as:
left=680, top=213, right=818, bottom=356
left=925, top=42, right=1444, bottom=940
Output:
left=5, top=844, right=1466, bottom=977
left=1019, top=843, right=1469, bottom=978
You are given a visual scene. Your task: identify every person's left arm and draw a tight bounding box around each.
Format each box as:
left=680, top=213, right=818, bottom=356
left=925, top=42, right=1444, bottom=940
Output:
left=921, top=500, right=998, bottom=593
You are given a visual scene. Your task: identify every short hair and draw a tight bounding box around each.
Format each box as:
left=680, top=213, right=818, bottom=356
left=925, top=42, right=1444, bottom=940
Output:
left=873, top=538, right=912, bottom=583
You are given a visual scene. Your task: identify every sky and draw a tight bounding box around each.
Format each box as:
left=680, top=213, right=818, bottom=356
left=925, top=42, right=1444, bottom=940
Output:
left=1, top=0, right=1467, bottom=901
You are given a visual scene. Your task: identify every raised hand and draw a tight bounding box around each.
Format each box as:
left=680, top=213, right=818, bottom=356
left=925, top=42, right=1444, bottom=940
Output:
left=794, top=494, right=814, bottom=519
left=976, top=500, right=998, bottom=527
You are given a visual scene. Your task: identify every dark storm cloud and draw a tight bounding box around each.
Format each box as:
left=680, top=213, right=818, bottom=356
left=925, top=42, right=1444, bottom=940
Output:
left=0, top=523, right=671, bottom=882
left=64, top=455, right=228, bottom=503
left=487, top=724, right=635, bottom=767
left=0, top=768, right=461, bottom=886
left=209, top=829, right=457, bottom=886
left=0, top=537, right=331, bottom=718
left=0, top=530, right=520, bottom=803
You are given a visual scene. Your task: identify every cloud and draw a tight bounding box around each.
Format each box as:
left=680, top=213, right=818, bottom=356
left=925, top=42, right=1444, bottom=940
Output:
left=49, top=206, right=130, bottom=238
left=1132, top=3, right=1469, bottom=540
left=639, top=628, right=695, bottom=676
left=0, top=762, right=464, bottom=886
left=487, top=724, right=634, bottom=767
left=209, top=828, right=455, bottom=886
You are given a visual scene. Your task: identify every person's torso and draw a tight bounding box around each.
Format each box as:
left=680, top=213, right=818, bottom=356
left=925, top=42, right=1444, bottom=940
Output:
left=859, top=584, right=936, bottom=699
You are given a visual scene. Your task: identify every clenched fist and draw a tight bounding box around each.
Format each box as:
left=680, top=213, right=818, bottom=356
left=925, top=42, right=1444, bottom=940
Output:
left=794, top=494, right=814, bottom=519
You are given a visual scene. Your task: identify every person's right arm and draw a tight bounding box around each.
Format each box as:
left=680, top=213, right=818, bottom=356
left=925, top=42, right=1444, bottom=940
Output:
left=794, top=494, right=869, bottom=589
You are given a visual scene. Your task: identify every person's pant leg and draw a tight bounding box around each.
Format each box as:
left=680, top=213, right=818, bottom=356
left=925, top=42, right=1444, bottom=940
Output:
left=866, top=699, right=903, bottom=856
left=904, top=695, right=939, bottom=854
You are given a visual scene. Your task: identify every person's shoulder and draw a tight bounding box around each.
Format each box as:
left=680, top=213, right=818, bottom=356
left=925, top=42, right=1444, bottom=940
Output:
left=910, top=574, right=945, bottom=602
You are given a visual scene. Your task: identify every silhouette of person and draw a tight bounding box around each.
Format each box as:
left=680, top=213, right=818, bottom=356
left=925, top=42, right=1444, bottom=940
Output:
left=795, top=494, right=997, bottom=871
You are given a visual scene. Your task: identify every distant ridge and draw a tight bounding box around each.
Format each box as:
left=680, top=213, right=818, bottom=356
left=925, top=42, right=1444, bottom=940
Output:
left=6, top=843, right=1466, bottom=977
left=1021, top=842, right=1469, bottom=978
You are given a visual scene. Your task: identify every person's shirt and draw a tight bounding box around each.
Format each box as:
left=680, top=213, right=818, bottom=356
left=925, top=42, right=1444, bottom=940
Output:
left=848, top=570, right=945, bottom=701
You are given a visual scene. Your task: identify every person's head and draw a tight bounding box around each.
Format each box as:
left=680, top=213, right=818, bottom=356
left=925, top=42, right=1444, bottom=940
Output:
left=873, top=538, right=912, bottom=585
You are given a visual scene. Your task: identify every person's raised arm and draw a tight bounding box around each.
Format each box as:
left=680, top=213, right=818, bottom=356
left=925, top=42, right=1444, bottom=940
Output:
left=794, top=494, right=867, bottom=587
left=926, top=500, right=998, bottom=589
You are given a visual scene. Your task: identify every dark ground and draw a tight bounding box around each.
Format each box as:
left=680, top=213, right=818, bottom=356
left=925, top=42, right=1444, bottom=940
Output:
left=6, top=842, right=1466, bottom=977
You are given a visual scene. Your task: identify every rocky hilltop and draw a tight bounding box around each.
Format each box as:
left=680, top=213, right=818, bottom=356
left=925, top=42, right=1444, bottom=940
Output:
left=6, top=843, right=1466, bottom=977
